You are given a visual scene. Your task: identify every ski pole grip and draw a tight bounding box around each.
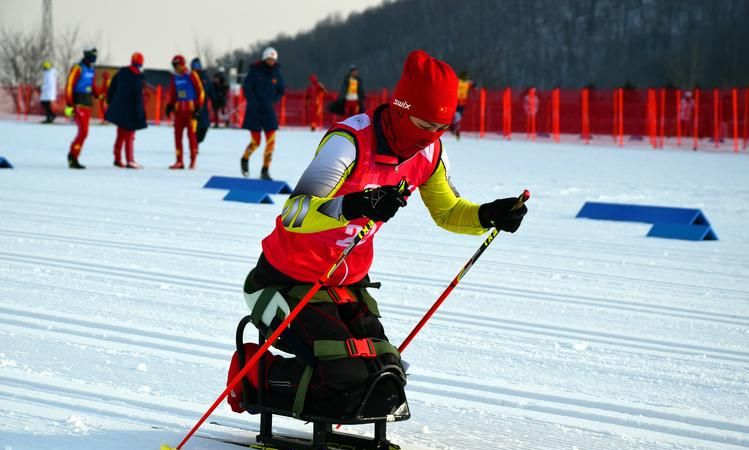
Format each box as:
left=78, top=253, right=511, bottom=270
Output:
left=511, top=189, right=531, bottom=211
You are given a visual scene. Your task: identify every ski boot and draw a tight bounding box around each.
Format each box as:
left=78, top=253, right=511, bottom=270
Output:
left=241, top=157, right=249, bottom=177
left=68, top=154, right=86, bottom=169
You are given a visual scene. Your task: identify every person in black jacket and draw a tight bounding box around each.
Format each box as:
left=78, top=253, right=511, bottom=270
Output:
left=211, top=69, right=228, bottom=128
left=191, top=57, right=213, bottom=144
left=105, top=52, right=147, bottom=169
left=240, top=47, right=285, bottom=180
left=339, top=65, right=365, bottom=116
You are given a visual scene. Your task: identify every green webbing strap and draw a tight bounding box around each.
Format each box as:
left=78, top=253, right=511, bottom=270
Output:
left=249, top=288, right=278, bottom=326
left=285, top=285, right=381, bottom=317
left=313, top=339, right=400, bottom=361
left=292, top=365, right=314, bottom=417
left=357, top=288, right=381, bottom=317
left=287, top=285, right=332, bottom=303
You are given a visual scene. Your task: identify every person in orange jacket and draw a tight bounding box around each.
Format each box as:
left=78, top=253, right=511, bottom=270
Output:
left=165, top=54, right=205, bottom=169
left=65, top=47, right=102, bottom=169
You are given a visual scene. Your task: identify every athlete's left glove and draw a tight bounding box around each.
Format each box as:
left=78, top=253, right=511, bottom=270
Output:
left=478, top=197, right=528, bottom=232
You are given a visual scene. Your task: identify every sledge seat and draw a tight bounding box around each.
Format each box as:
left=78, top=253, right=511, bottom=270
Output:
left=235, top=315, right=410, bottom=450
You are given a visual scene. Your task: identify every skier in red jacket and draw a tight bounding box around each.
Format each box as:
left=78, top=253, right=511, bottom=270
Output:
left=165, top=54, right=205, bottom=169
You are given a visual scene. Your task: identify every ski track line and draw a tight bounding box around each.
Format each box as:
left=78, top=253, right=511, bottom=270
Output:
left=4, top=204, right=747, bottom=296
left=4, top=294, right=741, bottom=396
left=371, top=273, right=749, bottom=327
left=0, top=275, right=236, bottom=319
left=2, top=252, right=747, bottom=366
left=6, top=200, right=746, bottom=281
left=0, top=315, right=230, bottom=364
left=0, top=209, right=266, bottom=243
left=0, top=375, right=255, bottom=433
left=0, top=305, right=234, bottom=357
left=0, top=227, right=251, bottom=265
left=2, top=229, right=747, bottom=328
left=0, top=194, right=271, bottom=231
left=407, top=373, right=749, bottom=435
left=3, top=207, right=747, bottom=299
left=379, top=303, right=749, bottom=365
left=3, top=373, right=742, bottom=450
left=4, top=184, right=749, bottom=266
left=0, top=250, right=240, bottom=293
left=406, top=384, right=749, bottom=448
left=4, top=205, right=747, bottom=286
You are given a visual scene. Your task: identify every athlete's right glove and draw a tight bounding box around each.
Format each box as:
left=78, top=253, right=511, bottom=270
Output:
left=342, top=181, right=411, bottom=223
left=165, top=103, right=174, bottom=117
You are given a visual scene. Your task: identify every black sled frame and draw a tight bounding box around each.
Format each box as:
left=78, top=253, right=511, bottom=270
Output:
left=235, top=315, right=410, bottom=450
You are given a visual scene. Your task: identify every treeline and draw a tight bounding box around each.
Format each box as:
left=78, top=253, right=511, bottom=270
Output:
left=217, top=0, right=749, bottom=91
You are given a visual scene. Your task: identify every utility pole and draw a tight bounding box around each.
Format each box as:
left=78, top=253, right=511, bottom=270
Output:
left=42, top=0, right=53, bottom=59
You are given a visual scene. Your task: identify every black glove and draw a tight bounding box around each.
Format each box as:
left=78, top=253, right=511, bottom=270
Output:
left=478, top=197, right=528, bottom=232
left=165, top=104, right=174, bottom=117
left=342, top=182, right=410, bottom=223
left=193, top=109, right=201, bottom=119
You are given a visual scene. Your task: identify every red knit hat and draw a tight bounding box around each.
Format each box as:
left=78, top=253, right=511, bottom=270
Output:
left=392, top=50, right=458, bottom=124
left=131, top=52, right=144, bottom=67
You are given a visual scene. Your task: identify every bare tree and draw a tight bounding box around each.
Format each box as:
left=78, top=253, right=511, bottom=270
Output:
left=55, top=25, right=82, bottom=73
left=0, top=26, right=46, bottom=86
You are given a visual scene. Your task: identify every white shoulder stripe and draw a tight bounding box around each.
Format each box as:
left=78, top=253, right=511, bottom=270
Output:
left=339, top=113, right=371, bottom=131
left=419, top=142, right=436, bottom=164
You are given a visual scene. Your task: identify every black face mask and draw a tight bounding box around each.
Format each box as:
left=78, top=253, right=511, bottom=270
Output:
left=83, top=52, right=97, bottom=65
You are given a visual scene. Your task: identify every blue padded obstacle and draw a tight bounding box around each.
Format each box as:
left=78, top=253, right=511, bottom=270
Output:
left=576, top=202, right=718, bottom=241
left=647, top=223, right=718, bottom=241
left=203, top=176, right=292, bottom=194
left=223, top=190, right=273, bottom=204
left=0, top=156, right=13, bottom=169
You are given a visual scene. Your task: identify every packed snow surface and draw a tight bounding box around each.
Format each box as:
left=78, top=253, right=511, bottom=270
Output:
left=1, top=119, right=748, bottom=450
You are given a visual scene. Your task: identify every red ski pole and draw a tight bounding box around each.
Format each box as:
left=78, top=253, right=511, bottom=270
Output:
left=162, top=218, right=380, bottom=450
left=398, top=189, right=530, bottom=353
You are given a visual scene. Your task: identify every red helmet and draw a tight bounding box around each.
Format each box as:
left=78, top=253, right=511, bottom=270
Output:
left=131, top=52, right=144, bottom=67
left=171, top=54, right=186, bottom=67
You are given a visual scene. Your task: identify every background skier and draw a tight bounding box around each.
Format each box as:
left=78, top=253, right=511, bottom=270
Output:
left=40, top=60, right=57, bottom=124
left=64, top=46, right=101, bottom=169
left=304, top=73, right=326, bottom=131
left=105, top=52, right=147, bottom=169
left=191, top=57, right=213, bottom=144
left=165, top=54, right=205, bottom=169
left=339, top=65, right=365, bottom=117
left=240, top=46, right=285, bottom=180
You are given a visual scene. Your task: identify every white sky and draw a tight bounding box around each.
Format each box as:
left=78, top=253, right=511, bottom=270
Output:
left=0, top=0, right=384, bottom=69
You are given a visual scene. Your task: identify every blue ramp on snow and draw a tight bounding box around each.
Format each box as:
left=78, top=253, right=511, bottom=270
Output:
left=647, top=223, right=718, bottom=241
left=203, top=176, right=292, bottom=194
left=576, top=202, right=710, bottom=226
left=0, top=156, right=13, bottom=169
left=576, top=201, right=717, bottom=241
left=223, top=190, right=273, bottom=204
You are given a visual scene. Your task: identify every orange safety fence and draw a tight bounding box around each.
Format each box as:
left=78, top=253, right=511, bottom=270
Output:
left=3, top=84, right=748, bottom=151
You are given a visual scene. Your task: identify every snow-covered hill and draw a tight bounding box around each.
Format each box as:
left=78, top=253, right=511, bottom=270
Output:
left=1, top=119, right=748, bottom=450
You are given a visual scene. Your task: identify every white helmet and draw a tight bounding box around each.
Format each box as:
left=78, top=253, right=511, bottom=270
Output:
left=262, top=47, right=278, bottom=61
